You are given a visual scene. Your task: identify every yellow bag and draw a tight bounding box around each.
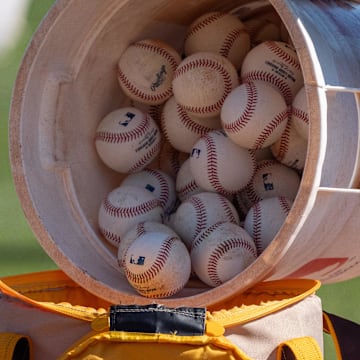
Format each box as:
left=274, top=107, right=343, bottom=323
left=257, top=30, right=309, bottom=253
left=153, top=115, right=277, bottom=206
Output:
left=0, top=269, right=356, bottom=360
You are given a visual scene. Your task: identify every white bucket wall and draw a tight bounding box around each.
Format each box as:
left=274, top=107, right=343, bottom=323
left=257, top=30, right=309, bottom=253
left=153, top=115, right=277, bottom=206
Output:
left=9, top=0, right=360, bottom=307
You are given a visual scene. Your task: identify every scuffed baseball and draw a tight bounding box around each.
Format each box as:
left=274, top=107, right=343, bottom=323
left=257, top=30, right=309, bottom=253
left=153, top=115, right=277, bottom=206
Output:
left=191, top=222, right=257, bottom=287
left=121, top=168, right=177, bottom=214
left=189, top=130, right=256, bottom=195
left=172, top=52, right=239, bottom=118
left=161, top=96, right=221, bottom=153
left=244, top=196, right=293, bottom=255
left=98, top=185, right=164, bottom=247
left=95, top=107, right=161, bottom=173
left=241, top=41, right=303, bottom=105
left=291, top=86, right=309, bottom=140
left=221, top=81, right=289, bottom=149
left=124, top=231, right=191, bottom=298
left=171, top=191, right=240, bottom=248
left=184, top=11, right=250, bottom=69
left=117, top=39, right=181, bottom=105
left=270, top=117, right=308, bottom=171
left=117, top=221, right=178, bottom=274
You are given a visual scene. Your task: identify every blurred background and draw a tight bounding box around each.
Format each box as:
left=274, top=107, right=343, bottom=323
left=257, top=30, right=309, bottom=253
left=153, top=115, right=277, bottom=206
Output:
left=0, top=1, right=359, bottom=359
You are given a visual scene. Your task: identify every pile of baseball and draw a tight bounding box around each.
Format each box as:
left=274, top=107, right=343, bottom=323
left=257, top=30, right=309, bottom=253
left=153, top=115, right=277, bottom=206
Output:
left=94, top=11, right=309, bottom=299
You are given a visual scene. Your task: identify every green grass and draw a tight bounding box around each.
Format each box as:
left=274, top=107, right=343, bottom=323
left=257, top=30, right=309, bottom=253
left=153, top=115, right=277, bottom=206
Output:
left=0, top=2, right=359, bottom=359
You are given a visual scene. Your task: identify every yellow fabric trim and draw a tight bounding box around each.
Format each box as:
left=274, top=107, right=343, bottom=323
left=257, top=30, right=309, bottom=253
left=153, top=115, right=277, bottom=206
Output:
left=0, top=333, right=32, bottom=360
left=0, top=270, right=110, bottom=322
left=208, top=279, right=320, bottom=328
left=276, top=336, right=323, bottom=360
left=59, top=331, right=254, bottom=360
left=322, top=312, right=343, bottom=360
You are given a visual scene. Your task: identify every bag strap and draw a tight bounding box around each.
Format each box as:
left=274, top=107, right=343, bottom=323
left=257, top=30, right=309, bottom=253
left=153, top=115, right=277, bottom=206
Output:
left=323, top=311, right=360, bottom=360
left=0, top=333, right=32, bottom=360
left=277, top=336, right=323, bottom=360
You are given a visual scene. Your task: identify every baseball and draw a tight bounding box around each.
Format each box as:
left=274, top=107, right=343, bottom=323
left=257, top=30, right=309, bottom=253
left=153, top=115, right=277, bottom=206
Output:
left=95, top=107, right=162, bottom=173
left=191, top=222, right=257, bottom=287
left=117, top=39, right=181, bottom=105
left=171, top=191, right=240, bottom=248
left=117, top=221, right=178, bottom=274
left=161, top=96, right=221, bottom=153
left=124, top=231, right=191, bottom=298
left=244, top=196, right=293, bottom=255
left=189, top=130, right=256, bottom=195
left=98, top=185, right=164, bottom=247
left=244, top=159, right=301, bottom=203
left=221, top=80, right=289, bottom=149
left=172, top=51, right=239, bottom=118
left=270, top=117, right=308, bottom=171
left=184, top=11, right=250, bottom=69
left=176, top=158, right=205, bottom=202
left=121, top=168, right=177, bottom=214
left=291, top=86, right=309, bottom=140
left=241, top=41, right=304, bottom=105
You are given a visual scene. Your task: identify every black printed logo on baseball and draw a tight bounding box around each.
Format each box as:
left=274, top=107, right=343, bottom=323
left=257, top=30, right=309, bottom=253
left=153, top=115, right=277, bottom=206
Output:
left=262, top=173, right=274, bottom=191
left=151, top=65, right=167, bottom=91
left=119, top=112, right=136, bottom=126
left=130, top=255, right=145, bottom=265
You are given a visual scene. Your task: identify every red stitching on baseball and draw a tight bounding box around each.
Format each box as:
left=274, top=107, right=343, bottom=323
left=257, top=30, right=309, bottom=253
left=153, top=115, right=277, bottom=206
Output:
left=189, top=195, right=208, bottom=239
left=208, top=237, right=257, bottom=286
left=242, top=71, right=292, bottom=104
left=275, top=119, right=291, bottom=161
left=192, top=222, right=222, bottom=250
left=103, top=196, right=161, bottom=218
left=176, top=104, right=215, bottom=135
left=99, top=226, right=122, bottom=245
left=252, top=202, right=263, bottom=256
left=292, top=106, right=309, bottom=125
left=95, top=113, right=151, bottom=144
left=184, top=12, right=226, bottom=42
left=143, top=169, right=170, bottom=209
left=278, top=196, right=291, bottom=213
left=217, top=194, right=238, bottom=224
left=128, top=137, right=161, bottom=173
left=222, top=82, right=257, bottom=133
left=177, top=179, right=199, bottom=200
left=174, top=59, right=234, bottom=115
left=266, top=41, right=301, bottom=72
left=220, top=28, right=248, bottom=58
left=204, top=134, right=225, bottom=194
left=125, top=236, right=180, bottom=291
left=253, top=108, right=288, bottom=149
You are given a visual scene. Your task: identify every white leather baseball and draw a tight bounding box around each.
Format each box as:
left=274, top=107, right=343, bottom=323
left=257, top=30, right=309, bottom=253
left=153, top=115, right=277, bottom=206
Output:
left=124, top=231, right=191, bottom=298
left=98, top=185, right=164, bottom=247
left=95, top=107, right=162, bottom=173
left=161, top=96, right=221, bottom=153
left=172, top=52, right=239, bottom=118
left=117, top=39, right=181, bottom=105
left=184, top=11, right=250, bottom=69
left=241, top=41, right=304, bottom=105
left=121, top=168, right=177, bottom=214
left=291, top=86, right=309, bottom=140
left=221, top=80, right=289, bottom=149
left=244, top=196, right=293, bottom=255
left=191, top=221, right=257, bottom=287
left=171, top=191, right=240, bottom=248
left=270, top=117, right=308, bottom=171
left=117, top=221, right=178, bottom=274
left=189, top=130, right=256, bottom=195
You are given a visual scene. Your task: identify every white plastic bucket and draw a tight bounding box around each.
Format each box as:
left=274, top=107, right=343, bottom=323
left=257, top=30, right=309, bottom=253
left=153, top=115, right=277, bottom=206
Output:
left=9, top=0, right=360, bottom=307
